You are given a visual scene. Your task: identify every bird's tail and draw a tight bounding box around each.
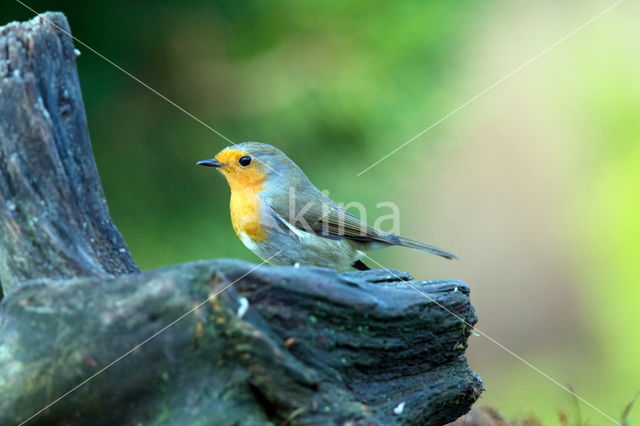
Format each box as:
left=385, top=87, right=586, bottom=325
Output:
left=393, top=236, right=458, bottom=260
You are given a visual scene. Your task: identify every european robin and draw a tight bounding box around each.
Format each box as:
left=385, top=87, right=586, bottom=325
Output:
left=197, top=142, right=456, bottom=271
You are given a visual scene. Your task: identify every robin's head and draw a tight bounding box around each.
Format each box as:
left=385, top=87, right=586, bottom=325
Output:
left=197, top=142, right=308, bottom=192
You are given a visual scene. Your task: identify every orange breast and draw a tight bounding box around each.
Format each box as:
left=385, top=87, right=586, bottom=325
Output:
left=229, top=183, right=267, bottom=243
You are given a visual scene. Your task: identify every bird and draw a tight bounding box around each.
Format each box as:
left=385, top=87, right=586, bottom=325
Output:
left=197, top=142, right=456, bottom=271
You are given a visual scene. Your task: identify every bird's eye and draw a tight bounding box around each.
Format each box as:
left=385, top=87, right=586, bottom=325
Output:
left=238, top=156, right=252, bottom=167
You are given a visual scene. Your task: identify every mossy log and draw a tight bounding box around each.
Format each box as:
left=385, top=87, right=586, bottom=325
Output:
left=0, top=12, right=482, bottom=426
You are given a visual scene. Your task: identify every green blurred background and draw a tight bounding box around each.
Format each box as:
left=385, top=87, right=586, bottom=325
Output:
left=2, top=0, right=638, bottom=423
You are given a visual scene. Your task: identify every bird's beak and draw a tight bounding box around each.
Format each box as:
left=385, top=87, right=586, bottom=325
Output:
left=196, top=158, right=226, bottom=168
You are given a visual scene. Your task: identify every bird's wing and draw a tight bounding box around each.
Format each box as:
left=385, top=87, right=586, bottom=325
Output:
left=269, top=192, right=386, bottom=242
left=268, top=187, right=457, bottom=260
left=272, top=190, right=456, bottom=259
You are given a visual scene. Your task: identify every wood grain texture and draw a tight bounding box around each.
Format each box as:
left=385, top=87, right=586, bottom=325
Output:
left=0, top=12, right=138, bottom=295
left=0, top=260, right=482, bottom=425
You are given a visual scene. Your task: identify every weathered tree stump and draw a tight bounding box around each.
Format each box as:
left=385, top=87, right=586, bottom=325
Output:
left=0, top=13, right=138, bottom=294
left=0, top=12, right=482, bottom=426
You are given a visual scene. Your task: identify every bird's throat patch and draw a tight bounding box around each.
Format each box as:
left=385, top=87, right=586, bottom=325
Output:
left=229, top=182, right=267, bottom=243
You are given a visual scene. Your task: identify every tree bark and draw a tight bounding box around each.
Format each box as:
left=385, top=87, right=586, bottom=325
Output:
left=0, top=12, right=138, bottom=296
left=1, top=260, right=481, bottom=425
left=0, top=12, right=483, bottom=426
